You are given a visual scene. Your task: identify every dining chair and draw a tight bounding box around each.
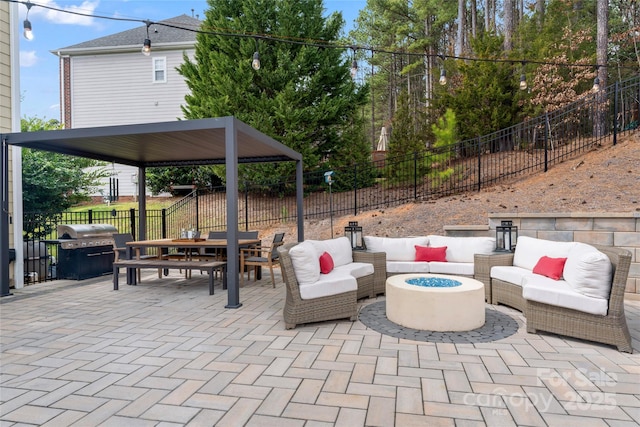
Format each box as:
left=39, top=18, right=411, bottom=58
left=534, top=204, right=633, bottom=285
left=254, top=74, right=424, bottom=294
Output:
left=238, top=231, right=259, bottom=239
left=240, top=233, right=285, bottom=287
left=112, top=232, right=157, bottom=281
left=171, top=230, right=203, bottom=278
left=201, top=230, right=259, bottom=262
left=200, top=231, right=228, bottom=262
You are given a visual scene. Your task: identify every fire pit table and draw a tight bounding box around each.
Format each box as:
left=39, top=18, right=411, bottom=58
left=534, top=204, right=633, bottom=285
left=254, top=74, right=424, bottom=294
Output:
left=385, top=274, right=485, bottom=331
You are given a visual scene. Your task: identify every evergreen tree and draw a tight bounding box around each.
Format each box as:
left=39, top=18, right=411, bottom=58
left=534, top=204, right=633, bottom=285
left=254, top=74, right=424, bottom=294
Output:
left=430, top=108, right=456, bottom=182
left=178, top=0, right=371, bottom=191
left=433, top=33, right=522, bottom=151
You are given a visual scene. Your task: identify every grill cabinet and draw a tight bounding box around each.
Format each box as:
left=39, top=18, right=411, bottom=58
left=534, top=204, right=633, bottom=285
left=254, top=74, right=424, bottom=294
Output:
left=56, top=224, right=117, bottom=280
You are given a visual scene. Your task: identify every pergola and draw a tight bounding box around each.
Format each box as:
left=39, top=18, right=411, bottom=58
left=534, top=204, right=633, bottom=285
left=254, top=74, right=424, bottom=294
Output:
left=0, top=117, right=304, bottom=307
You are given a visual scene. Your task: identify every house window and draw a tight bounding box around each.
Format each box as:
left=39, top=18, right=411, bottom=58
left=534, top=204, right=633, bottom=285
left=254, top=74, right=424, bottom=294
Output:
left=153, top=57, right=166, bottom=83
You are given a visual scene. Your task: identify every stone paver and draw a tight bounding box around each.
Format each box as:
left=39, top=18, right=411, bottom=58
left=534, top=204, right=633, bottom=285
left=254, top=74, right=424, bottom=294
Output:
left=1, top=270, right=639, bottom=426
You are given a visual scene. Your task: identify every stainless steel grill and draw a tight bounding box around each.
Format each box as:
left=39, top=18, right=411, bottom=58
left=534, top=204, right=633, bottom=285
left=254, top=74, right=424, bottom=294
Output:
left=55, top=224, right=117, bottom=280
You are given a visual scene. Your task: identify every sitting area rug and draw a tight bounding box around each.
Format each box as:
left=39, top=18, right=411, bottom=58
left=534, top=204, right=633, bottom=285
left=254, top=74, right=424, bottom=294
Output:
left=359, top=301, right=520, bottom=344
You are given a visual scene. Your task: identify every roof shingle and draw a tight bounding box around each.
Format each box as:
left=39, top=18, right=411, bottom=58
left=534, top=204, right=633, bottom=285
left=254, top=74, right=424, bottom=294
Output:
left=55, top=14, right=200, bottom=52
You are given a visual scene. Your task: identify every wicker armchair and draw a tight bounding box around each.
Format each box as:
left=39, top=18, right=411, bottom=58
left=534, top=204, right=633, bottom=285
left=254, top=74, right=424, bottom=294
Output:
left=278, top=243, right=358, bottom=329
left=525, top=245, right=633, bottom=353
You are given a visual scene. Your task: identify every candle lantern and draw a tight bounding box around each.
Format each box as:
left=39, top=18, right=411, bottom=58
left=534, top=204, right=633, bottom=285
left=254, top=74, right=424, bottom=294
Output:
left=345, top=221, right=365, bottom=250
left=496, top=220, right=518, bottom=252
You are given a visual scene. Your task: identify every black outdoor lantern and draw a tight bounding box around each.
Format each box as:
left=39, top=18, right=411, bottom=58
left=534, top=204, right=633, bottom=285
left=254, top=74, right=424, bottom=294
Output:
left=496, top=220, right=518, bottom=252
left=345, top=221, right=366, bottom=250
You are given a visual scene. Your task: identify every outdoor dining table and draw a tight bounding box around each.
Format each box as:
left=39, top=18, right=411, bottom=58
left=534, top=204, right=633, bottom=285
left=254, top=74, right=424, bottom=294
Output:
left=124, top=238, right=261, bottom=285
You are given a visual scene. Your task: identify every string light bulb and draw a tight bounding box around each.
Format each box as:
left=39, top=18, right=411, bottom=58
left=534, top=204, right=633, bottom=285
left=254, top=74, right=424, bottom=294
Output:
left=350, top=47, right=358, bottom=79
left=350, top=59, right=358, bottom=79
left=439, top=68, right=447, bottom=86
left=23, top=19, right=33, bottom=40
left=519, top=62, right=527, bottom=90
left=438, top=55, right=447, bottom=85
left=251, top=38, right=261, bottom=70
left=142, top=39, right=151, bottom=56
left=519, top=73, right=527, bottom=90
left=23, top=1, right=34, bottom=40
left=592, top=76, right=600, bottom=93
left=141, top=21, right=151, bottom=56
left=252, top=51, right=261, bottom=70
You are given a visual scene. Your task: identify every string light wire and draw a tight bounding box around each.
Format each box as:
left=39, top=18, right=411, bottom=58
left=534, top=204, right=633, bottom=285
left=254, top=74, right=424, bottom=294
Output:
left=2, top=0, right=635, bottom=72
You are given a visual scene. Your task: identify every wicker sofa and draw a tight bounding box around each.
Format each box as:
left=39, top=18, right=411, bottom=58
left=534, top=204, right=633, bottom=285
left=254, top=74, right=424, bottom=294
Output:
left=278, top=238, right=386, bottom=329
left=475, top=236, right=633, bottom=352
left=363, top=235, right=495, bottom=299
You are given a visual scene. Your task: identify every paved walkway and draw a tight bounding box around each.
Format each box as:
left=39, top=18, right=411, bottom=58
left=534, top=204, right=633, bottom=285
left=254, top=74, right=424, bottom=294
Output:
left=1, top=270, right=639, bottom=426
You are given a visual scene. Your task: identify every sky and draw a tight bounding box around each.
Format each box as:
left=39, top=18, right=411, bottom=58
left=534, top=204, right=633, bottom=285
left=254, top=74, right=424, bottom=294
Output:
left=14, top=0, right=367, bottom=121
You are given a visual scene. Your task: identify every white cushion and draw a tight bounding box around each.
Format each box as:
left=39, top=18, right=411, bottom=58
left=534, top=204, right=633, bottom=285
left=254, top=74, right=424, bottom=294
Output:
left=563, top=243, right=612, bottom=299
left=309, top=237, right=353, bottom=267
left=333, top=262, right=374, bottom=279
left=513, top=236, right=576, bottom=271
left=364, top=236, right=429, bottom=261
left=428, top=235, right=496, bottom=263
left=387, top=261, right=431, bottom=274
left=288, top=241, right=320, bottom=285
left=522, top=274, right=608, bottom=316
left=298, top=272, right=357, bottom=300
left=490, top=266, right=530, bottom=286
left=429, top=262, right=474, bottom=276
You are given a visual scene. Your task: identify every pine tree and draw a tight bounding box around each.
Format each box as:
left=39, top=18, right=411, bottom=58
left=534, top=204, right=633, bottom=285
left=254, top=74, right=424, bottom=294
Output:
left=178, top=0, right=371, bottom=190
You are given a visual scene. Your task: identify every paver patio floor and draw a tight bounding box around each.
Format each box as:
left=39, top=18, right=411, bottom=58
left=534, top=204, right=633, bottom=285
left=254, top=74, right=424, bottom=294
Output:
left=1, top=270, right=639, bottom=426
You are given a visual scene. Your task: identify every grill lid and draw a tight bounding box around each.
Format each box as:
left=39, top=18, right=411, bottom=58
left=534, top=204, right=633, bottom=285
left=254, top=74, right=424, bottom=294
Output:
left=57, top=224, right=118, bottom=239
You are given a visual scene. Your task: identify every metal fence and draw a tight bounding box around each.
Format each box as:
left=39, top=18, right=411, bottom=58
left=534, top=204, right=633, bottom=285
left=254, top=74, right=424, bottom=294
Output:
left=22, top=75, right=639, bottom=282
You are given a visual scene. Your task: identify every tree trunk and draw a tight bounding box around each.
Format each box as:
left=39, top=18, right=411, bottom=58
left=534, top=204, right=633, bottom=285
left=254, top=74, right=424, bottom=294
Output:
left=487, top=0, right=496, bottom=32
left=596, top=0, right=608, bottom=91
left=518, top=0, right=523, bottom=22
left=594, top=0, right=608, bottom=137
left=535, top=0, right=545, bottom=29
left=503, top=0, right=514, bottom=51
left=470, top=0, right=477, bottom=38
left=484, top=0, right=490, bottom=32
left=424, top=16, right=433, bottom=106
left=456, top=0, right=465, bottom=56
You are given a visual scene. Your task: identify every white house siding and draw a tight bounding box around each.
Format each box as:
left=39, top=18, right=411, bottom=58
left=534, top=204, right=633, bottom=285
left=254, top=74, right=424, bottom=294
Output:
left=71, top=49, right=192, bottom=127
left=0, top=2, right=13, bottom=286
left=2, top=1, right=24, bottom=288
left=69, top=49, right=193, bottom=198
left=0, top=3, right=11, bottom=129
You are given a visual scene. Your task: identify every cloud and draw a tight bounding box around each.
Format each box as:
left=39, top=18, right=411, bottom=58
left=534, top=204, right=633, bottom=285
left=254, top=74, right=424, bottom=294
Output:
left=20, top=51, right=38, bottom=67
left=29, top=0, right=100, bottom=27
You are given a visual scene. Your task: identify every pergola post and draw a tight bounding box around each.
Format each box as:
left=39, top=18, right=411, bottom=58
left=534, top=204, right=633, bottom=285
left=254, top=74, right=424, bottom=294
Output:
left=225, top=118, right=241, bottom=308
left=1, top=137, right=11, bottom=296
left=296, top=159, right=304, bottom=242
left=138, top=166, right=147, bottom=241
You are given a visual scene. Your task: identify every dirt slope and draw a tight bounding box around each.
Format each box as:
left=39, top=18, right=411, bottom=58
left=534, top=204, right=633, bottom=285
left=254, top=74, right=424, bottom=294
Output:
left=263, top=131, right=639, bottom=240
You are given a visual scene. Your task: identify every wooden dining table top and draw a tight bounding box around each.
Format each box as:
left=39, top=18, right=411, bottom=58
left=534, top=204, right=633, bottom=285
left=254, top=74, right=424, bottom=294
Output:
left=125, top=238, right=261, bottom=248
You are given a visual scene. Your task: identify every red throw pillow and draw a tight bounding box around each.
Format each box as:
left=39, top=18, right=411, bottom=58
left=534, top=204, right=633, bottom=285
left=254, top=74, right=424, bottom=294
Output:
left=319, top=251, right=334, bottom=274
left=415, top=245, right=447, bottom=262
left=532, top=256, right=567, bottom=280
